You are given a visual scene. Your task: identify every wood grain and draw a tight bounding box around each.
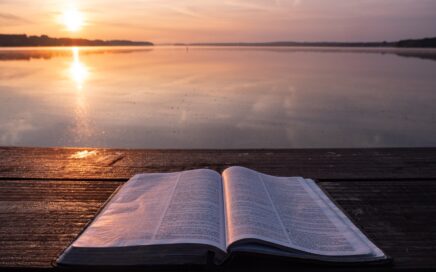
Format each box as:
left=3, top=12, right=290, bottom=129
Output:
left=1, top=147, right=436, bottom=271
left=1, top=147, right=436, bottom=180
left=0, top=179, right=122, bottom=269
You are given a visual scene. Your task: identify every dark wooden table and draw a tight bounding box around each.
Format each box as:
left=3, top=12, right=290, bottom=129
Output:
left=1, top=147, right=435, bottom=271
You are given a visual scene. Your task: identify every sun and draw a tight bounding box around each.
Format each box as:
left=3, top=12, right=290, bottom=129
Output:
left=62, top=9, right=84, bottom=32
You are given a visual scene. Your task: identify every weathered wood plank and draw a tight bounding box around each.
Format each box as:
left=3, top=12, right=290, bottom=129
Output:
left=1, top=147, right=436, bottom=271
left=320, top=180, right=436, bottom=270
left=1, top=147, right=436, bottom=180
left=0, top=179, right=122, bottom=269
left=1, top=178, right=436, bottom=270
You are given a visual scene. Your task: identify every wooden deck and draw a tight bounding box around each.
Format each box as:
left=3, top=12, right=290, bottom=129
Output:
left=1, top=147, right=436, bottom=271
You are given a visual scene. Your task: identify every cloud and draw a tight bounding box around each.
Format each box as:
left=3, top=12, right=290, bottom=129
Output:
left=0, top=12, right=31, bottom=24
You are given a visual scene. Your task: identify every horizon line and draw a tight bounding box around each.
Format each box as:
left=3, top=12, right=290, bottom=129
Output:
left=2, top=33, right=436, bottom=45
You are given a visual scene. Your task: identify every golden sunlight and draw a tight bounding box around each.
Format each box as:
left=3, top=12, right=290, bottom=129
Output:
left=69, top=47, right=89, bottom=89
left=70, top=150, right=97, bottom=159
left=62, top=9, right=84, bottom=32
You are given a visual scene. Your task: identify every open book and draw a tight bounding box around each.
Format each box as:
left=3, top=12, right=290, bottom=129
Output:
left=57, top=167, right=388, bottom=267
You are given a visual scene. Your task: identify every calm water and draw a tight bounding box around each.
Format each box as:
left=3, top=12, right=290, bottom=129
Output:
left=1, top=46, right=436, bottom=148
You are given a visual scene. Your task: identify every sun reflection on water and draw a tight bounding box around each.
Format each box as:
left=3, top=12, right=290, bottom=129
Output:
left=69, top=47, right=89, bottom=90
left=67, top=47, right=94, bottom=145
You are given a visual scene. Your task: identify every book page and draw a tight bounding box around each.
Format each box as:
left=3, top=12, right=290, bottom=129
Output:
left=72, top=169, right=226, bottom=252
left=223, top=167, right=372, bottom=256
left=222, top=167, right=291, bottom=246
left=154, top=169, right=226, bottom=250
left=261, top=174, right=371, bottom=256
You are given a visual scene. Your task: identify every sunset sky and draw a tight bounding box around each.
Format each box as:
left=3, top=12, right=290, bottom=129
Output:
left=1, top=0, right=436, bottom=43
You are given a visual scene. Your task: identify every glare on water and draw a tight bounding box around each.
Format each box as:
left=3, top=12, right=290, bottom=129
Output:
left=0, top=46, right=436, bottom=148
left=69, top=47, right=89, bottom=90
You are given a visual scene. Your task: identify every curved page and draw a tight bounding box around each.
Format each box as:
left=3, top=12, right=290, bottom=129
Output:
left=71, top=169, right=226, bottom=251
left=223, top=166, right=376, bottom=257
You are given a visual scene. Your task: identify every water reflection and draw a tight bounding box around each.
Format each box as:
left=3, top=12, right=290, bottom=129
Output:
left=0, top=47, right=153, bottom=61
left=67, top=47, right=93, bottom=145
left=0, top=46, right=436, bottom=148
left=71, top=91, right=93, bottom=145
left=69, top=47, right=89, bottom=90
left=0, top=47, right=436, bottom=62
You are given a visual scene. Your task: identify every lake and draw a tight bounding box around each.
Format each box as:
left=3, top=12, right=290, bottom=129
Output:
left=1, top=46, right=436, bottom=148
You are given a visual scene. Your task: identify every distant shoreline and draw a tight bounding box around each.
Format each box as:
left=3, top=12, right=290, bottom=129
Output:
left=0, top=34, right=153, bottom=47
left=1, top=34, right=436, bottom=48
left=173, top=37, right=436, bottom=48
